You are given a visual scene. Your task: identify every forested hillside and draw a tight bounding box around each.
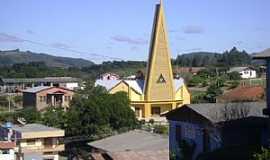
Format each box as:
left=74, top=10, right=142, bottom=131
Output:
left=0, top=49, right=94, bottom=68
left=173, top=47, right=253, bottom=67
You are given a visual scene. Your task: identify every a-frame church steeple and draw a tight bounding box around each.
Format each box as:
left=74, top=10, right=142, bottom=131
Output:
left=144, top=1, right=175, bottom=101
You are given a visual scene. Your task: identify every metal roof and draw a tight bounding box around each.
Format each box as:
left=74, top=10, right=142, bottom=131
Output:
left=89, top=130, right=168, bottom=152
left=253, top=48, right=270, bottom=59
left=1, top=77, right=81, bottom=84
left=228, top=67, right=252, bottom=73
left=166, top=102, right=266, bottom=123
left=8, top=123, right=63, bottom=133
left=22, top=86, right=52, bottom=93
left=95, top=78, right=185, bottom=94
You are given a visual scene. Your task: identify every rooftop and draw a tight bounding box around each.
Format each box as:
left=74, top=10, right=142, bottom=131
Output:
left=11, top=123, right=63, bottom=133
left=253, top=48, right=270, bottom=59
left=23, top=86, right=73, bottom=93
left=95, top=78, right=184, bottom=94
left=0, top=77, right=81, bottom=84
left=217, top=86, right=265, bottom=102
left=228, top=67, right=253, bottom=73
left=89, top=130, right=168, bottom=152
left=165, top=102, right=267, bottom=124
left=0, top=141, right=16, bottom=149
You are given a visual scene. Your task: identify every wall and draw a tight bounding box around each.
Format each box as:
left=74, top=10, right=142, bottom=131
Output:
left=240, top=70, right=257, bottom=79
left=169, top=120, right=221, bottom=160
left=0, top=149, right=15, bottom=160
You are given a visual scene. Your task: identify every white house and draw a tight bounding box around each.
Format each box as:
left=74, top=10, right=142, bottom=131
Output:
left=228, top=67, right=257, bottom=79
left=0, top=141, right=16, bottom=160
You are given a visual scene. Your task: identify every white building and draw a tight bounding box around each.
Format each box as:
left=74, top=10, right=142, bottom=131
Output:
left=228, top=67, right=257, bottom=79
left=0, top=141, right=16, bottom=160
left=0, top=123, right=65, bottom=160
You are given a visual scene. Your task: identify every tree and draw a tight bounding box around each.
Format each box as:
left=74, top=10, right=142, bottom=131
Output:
left=205, top=83, right=223, bottom=102
left=66, top=86, right=137, bottom=139
left=42, top=107, right=67, bottom=129
left=15, top=108, right=41, bottom=123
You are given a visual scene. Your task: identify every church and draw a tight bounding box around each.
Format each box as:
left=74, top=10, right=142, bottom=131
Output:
left=96, top=1, right=191, bottom=119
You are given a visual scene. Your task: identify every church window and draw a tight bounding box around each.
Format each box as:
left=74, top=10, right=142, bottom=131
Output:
left=157, top=74, right=166, bottom=83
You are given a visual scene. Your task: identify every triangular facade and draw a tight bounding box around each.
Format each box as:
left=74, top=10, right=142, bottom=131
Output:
left=144, top=1, right=175, bottom=101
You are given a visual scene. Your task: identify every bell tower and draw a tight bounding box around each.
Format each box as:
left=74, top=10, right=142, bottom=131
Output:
left=144, top=0, right=175, bottom=101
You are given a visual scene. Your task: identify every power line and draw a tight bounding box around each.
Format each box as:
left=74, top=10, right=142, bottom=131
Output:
left=21, top=38, right=124, bottom=61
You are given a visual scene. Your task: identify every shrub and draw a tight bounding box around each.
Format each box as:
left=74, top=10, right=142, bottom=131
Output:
left=153, top=125, right=168, bottom=135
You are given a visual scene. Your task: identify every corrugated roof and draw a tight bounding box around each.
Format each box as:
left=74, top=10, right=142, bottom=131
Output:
left=228, top=67, right=251, bottom=73
left=22, top=86, right=52, bottom=93
left=1, top=77, right=81, bottom=84
left=109, top=150, right=169, bottom=160
left=95, top=79, right=121, bottom=90
left=10, top=123, right=63, bottom=133
left=253, top=48, right=270, bottom=59
left=124, top=80, right=144, bottom=94
left=89, top=130, right=168, bottom=152
left=166, top=102, right=266, bottom=123
left=95, top=78, right=185, bottom=94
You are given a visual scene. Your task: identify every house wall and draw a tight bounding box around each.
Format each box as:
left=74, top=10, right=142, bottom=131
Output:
left=240, top=69, right=257, bottom=79
left=0, top=149, right=15, bottom=160
left=169, top=120, right=221, bottom=160
left=175, top=85, right=190, bottom=105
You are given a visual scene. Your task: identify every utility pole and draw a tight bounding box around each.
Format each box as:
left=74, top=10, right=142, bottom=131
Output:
left=8, top=93, right=11, bottom=112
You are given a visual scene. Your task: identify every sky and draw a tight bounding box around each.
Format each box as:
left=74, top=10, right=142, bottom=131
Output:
left=0, top=0, right=269, bottom=63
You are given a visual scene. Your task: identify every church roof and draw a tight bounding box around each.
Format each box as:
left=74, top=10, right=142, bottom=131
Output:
left=95, top=78, right=185, bottom=95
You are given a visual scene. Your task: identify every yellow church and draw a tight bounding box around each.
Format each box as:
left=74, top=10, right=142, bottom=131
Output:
left=96, top=1, right=191, bottom=119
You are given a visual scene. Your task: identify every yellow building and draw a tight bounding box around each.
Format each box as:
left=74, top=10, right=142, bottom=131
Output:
left=96, top=1, right=191, bottom=119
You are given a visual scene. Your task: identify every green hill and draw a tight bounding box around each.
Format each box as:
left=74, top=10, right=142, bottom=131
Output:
left=0, top=49, right=94, bottom=68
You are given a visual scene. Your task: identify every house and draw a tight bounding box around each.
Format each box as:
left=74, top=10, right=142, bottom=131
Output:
left=0, top=123, right=65, bottom=160
left=23, top=86, right=74, bottom=111
left=99, top=73, right=120, bottom=80
left=217, top=86, right=265, bottom=103
left=0, top=77, right=81, bottom=93
left=0, top=141, right=16, bottom=160
left=88, top=130, right=169, bottom=160
left=95, top=1, right=191, bottom=120
left=164, top=102, right=268, bottom=159
left=228, top=67, right=257, bottom=79
left=174, top=67, right=205, bottom=76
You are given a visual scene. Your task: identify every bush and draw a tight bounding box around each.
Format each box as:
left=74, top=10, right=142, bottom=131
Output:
left=153, top=125, right=168, bottom=135
left=253, top=147, right=270, bottom=160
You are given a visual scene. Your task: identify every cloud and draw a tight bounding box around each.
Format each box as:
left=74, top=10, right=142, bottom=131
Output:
left=111, top=35, right=148, bottom=45
left=51, top=42, right=70, bottom=49
left=179, top=48, right=202, bottom=53
left=235, top=41, right=244, bottom=45
left=0, top=33, right=25, bottom=43
left=26, top=30, right=35, bottom=35
left=169, top=29, right=178, bottom=33
left=130, top=46, right=140, bottom=51
left=182, top=25, right=204, bottom=34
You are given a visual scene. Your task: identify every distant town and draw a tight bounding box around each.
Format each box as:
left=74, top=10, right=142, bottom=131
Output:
left=0, top=1, right=269, bottom=160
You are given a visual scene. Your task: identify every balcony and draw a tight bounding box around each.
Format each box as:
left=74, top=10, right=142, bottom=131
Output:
left=20, top=144, right=64, bottom=153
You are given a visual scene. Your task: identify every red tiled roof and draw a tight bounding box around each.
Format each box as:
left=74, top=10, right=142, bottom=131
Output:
left=0, top=141, right=16, bottom=149
left=218, top=86, right=265, bottom=102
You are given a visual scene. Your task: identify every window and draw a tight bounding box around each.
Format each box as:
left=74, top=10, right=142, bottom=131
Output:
left=1, top=149, right=10, bottom=154
left=64, top=96, right=68, bottom=101
left=151, top=107, right=161, bottom=115
left=26, top=139, right=36, bottom=145
left=135, top=107, right=140, bottom=117
left=175, top=125, right=182, bottom=143
left=157, top=74, right=166, bottom=83
left=39, top=96, right=43, bottom=102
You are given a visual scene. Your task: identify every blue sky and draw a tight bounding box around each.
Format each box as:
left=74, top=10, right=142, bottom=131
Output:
left=0, top=0, right=269, bottom=63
